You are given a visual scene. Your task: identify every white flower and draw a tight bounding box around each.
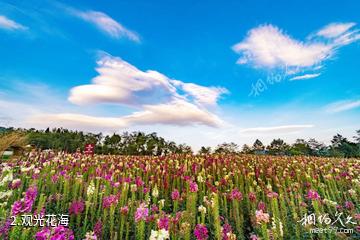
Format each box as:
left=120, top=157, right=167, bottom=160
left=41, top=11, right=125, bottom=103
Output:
left=149, top=229, right=169, bottom=240
left=198, top=205, right=207, bottom=214
left=83, top=231, right=97, bottom=240
left=158, top=199, right=165, bottom=208
left=0, top=190, right=12, bottom=200
left=0, top=171, right=13, bottom=186
left=152, top=185, right=159, bottom=198
left=197, top=175, right=204, bottom=183
left=87, top=181, right=95, bottom=196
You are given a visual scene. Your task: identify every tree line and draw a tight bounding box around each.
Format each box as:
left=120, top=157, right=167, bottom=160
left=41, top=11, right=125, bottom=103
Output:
left=1, top=127, right=360, bottom=157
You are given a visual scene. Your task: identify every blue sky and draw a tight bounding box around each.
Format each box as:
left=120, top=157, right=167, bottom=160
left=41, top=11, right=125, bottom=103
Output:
left=0, top=0, right=359, bottom=149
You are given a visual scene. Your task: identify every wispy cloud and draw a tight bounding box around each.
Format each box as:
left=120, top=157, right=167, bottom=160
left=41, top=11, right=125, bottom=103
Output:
left=232, top=22, right=360, bottom=78
left=290, top=73, right=320, bottom=81
left=316, top=22, right=356, bottom=38
left=65, top=7, right=139, bottom=42
left=0, top=15, right=27, bottom=31
left=239, top=124, right=314, bottom=134
left=31, top=52, right=227, bottom=129
left=325, top=99, right=360, bottom=113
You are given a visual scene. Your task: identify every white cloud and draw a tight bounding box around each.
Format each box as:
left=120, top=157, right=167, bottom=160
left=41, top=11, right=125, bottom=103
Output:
left=325, top=99, right=360, bottom=113
left=0, top=15, right=27, bottom=31
left=69, top=54, right=176, bottom=106
left=37, top=53, right=228, bottom=129
left=239, top=124, right=314, bottom=134
left=290, top=73, right=320, bottom=81
left=66, top=8, right=139, bottom=41
left=232, top=23, right=359, bottom=74
left=30, top=99, right=224, bottom=130
left=171, top=80, right=228, bottom=106
left=316, top=22, right=356, bottom=38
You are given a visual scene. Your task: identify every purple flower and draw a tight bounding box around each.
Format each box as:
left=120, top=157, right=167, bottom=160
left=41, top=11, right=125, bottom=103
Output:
left=171, top=189, right=180, bottom=200
left=135, top=203, right=149, bottom=222
left=189, top=181, right=198, bottom=193
left=103, top=195, right=118, bottom=208
left=35, top=228, right=51, bottom=240
left=94, top=220, right=102, bottom=239
left=194, top=224, right=208, bottom=240
left=0, top=218, right=12, bottom=239
left=257, top=201, right=266, bottom=211
left=69, top=200, right=85, bottom=215
left=222, top=223, right=233, bottom=240
left=35, top=226, right=74, bottom=240
left=307, top=189, right=320, bottom=200
left=344, top=201, right=354, bottom=210
left=157, top=216, right=170, bottom=230
left=25, top=186, right=38, bottom=202
left=229, top=188, right=243, bottom=201
left=11, top=200, right=23, bottom=215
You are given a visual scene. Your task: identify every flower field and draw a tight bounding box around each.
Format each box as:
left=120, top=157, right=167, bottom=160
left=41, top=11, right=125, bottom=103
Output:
left=0, top=152, right=359, bottom=239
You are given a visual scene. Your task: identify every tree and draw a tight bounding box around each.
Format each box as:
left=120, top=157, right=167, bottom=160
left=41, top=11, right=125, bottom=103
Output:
left=354, top=130, right=360, bottom=144
left=330, top=134, right=358, bottom=157
left=289, top=139, right=311, bottom=156
left=307, top=138, right=328, bottom=156
left=214, top=142, right=239, bottom=154
left=252, top=139, right=265, bottom=153
left=198, top=146, right=212, bottom=155
left=267, top=138, right=289, bottom=155
left=241, top=144, right=252, bottom=154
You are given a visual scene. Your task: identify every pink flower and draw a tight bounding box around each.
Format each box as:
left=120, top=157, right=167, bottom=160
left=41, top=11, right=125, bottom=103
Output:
left=35, top=228, right=51, bottom=240
left=120, top=206, right=129, bottom=215
left=94, top=220, right=102, bottom=238
left=307, top=189, right=320, bottom=200
left=267, top=191, right=278, bottom=199
left=222, top=223, right=233, bottom=240
left=10, top=179, right=21, bottom=189
left=35, top=226, right=74, bottom=240
left=69, top=200, right=85, bottom=215
left=135, top=203, right=149, bottom=222
left=189, top=181, right=198, bottom=193
left=194, top=224, right=208, bottom=240
left=103, top=195, right=118, bottom=208
left=248, top=192, right=256, bottom=202
left=229, top=188, right=243, bottom=201
left=171, top=189, right=180, bottom=200
left=11, top=186, right=38, bottom=215
left=344, top=201, right=354, bottom=210
left=250, top=234, right=260, bottom=240
left=255, top=210, right=270, bottom=224
left=157, top=216, right=170, bottom=230
left=257, top=201, right=266, bottom=211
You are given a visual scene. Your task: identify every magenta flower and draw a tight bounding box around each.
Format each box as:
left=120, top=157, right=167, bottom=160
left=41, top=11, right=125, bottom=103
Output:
left=229, top=188, right=243, bottom=201
left=35, top=228, right=51, bottom=240
left=222, top=223, right=233, bottom=240
left=11, top=186, right=38, bottom=215
left=94, top=220, right=102, bottom=238
left=135, top=203, right=149, bottom=222
left=194, top=224, right=208, bottom=240
left=35, top=226, right=74, bottom=240
left=157, top=216, right=170, bottom=230
left=307, top=189, right=320, bottom=200
left=69, top=200, right=85, bottom=215
left=189, top=181, right=198, bottom=193
left=52, top=226, right=75, bottom=240
left=171, top=189, right=180, bottom=200
left=103, top=195, right=118, bottom=208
